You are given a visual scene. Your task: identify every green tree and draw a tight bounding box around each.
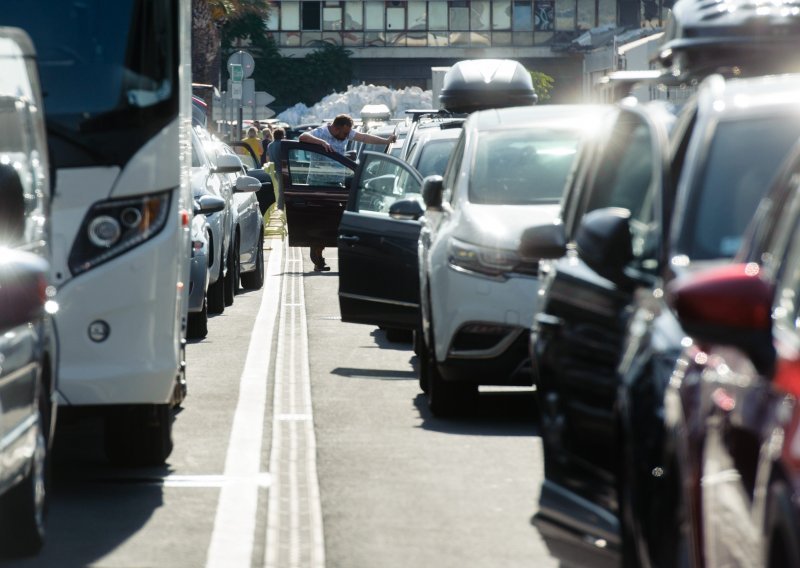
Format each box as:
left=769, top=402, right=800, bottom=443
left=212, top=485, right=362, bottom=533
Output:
left=530, top=70, right=555, bottom=103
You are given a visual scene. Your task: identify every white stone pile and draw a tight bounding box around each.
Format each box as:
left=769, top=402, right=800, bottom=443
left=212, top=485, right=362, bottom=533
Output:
left=278, top=83, right=433, bottom=126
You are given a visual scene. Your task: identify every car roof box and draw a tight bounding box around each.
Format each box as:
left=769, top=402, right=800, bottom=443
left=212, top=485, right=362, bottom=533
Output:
left=658, top=0, right=800, bottom=79
left=439, top=59, right=538, bottom=113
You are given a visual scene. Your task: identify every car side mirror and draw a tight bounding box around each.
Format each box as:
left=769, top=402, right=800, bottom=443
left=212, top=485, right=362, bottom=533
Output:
left=519, top=222, right=567, bottom=261
left=422, top=175, right=444, bottom=210
left=388, top=198, right=425, bottom=221
left=0, top=250, right=49, bottom=332
left=215, top=153, right=244, bottom=174
left=668, top=263, right=775, bottom=373
left=235, top=175, right=261, bottom=193
left=575, top=207, right=633, bottom=285
left=194, top=194, right=226, bottom=215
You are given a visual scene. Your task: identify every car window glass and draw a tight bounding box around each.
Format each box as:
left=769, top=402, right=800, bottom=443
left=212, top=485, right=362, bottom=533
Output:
left=287, top=147, right=353, bottom=189
left=470, top=128, right=580, bottom=205
left=773, top=206, right=800, bottom=333
left=585, top=116, right=653, bottom=217
left=683, top=115, right=800, bottom=261
left=442, top=131, right=465, bottom=204
left=355, top=154, right=421, bottom=214
left=415, top=138, right=458, bottom=178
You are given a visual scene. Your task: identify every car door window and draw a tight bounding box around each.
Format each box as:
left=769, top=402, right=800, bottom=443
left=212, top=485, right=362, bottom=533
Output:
left=287, top=147, right=353, bottom=189
left=441, top=131, right=465, bottom=205
left=355, top=153, right=421, bottom=214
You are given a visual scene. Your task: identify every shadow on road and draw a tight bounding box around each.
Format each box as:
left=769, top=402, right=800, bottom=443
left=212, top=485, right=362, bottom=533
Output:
left=413, top=391, right=543, bottom=438
left=1, top=411, right=167, bottom=566
left=331, top=367, right=416, bottom=380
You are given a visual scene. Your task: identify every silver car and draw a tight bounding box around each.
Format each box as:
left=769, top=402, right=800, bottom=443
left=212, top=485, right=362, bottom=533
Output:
left=187, top=194, right=225, bottom=339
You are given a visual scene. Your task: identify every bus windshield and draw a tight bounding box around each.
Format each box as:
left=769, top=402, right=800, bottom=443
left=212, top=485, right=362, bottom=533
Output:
left=4, top=0, right=178, bottom=167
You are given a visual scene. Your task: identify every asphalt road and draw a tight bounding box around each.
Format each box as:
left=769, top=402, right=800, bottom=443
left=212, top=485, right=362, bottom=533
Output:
left=2, top=240, right=556, bottom=568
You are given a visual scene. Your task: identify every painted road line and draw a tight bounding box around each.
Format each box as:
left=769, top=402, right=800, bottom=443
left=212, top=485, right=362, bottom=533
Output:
left=265, top=245, right=325, bottom=568
left=205, top=238, right=283, bottom=568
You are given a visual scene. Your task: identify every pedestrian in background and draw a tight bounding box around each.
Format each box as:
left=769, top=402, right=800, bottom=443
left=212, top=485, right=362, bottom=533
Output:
left=260, top=128, right=273, bottom=165
left=241, top=127, right=261, bottom=161
left=267, top=128, right=285, bottom=210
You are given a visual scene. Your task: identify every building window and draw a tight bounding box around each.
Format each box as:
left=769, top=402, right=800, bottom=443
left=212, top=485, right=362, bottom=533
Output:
left=281, top=1, right=300, bottom=29
left=429, top=1, right=448, bottom=30
left=492, top=0, right=512, bottom=29
left=344, top=1, right=363, bottom=29
left=449, top=1, right=470, bottom=30
left=535, top=0, right=555, bottom=30
left=302, top=1, right=322, bottom=30
left=266, top=3, right=280, bottom=30
left=408, top=1, right=427, bottom=30
left=598, top=0, right=616, bottom=25
left=577, top=0, right=595, bottom=29
left=365, top=1, right=384, bottom=30
left=386, top=2, right=405, bottom=30
left=323, top=3, right=342, bottom=30
left=513, top=0, right=533, bottom=31
left=471, top=1, right=490, bottom=29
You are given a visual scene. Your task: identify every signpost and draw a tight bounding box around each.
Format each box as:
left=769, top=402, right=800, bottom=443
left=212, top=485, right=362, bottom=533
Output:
left=223, top=50, right=277, bottom=137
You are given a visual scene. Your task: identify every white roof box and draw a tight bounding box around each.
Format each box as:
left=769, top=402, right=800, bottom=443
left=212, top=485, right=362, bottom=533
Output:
left=360, top=104, right=392, bottom=121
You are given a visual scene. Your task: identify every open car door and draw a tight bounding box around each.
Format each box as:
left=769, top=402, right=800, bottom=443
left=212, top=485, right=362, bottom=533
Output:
left=280, top=140, right=357, bottom=247
left=338, top=151, right=424, bottom=329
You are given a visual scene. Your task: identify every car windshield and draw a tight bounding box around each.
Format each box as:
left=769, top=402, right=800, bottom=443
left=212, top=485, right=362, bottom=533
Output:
left=470, top=129, right=580, bottom=205
left=414, top=138, right=458, bottom=178
left=5, top=0, right=178, bottom=169
left=681, top=115, right=800, bottom=260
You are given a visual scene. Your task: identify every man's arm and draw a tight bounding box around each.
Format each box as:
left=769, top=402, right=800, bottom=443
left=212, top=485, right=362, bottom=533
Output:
left=299, top=131, right=333, bottom=152
left=353, top=131, right=397, bottom=145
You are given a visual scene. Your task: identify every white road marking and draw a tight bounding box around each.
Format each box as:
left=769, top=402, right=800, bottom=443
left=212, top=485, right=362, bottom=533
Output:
left=205, top=239, right=283, bottom=568
left=265, top=246, right=325, bottom=568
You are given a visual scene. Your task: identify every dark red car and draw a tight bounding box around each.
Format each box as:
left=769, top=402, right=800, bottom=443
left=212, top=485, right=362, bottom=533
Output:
left=666, top=141, right=800, bottom=567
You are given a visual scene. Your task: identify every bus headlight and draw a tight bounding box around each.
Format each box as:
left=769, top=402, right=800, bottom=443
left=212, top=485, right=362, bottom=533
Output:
left=69, top=191, right=171, bottom=275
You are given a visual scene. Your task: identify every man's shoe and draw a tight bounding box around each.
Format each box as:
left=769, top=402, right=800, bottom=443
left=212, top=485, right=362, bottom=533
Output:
left=313, top=264, right=331, bottom=272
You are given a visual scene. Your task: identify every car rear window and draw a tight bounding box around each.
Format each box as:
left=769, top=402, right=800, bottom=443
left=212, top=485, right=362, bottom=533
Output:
left=414, top=138, right=458, bottom=178
left=469, top=129, right=579, bottom=205
left=683, top=114, right=800, bottom=260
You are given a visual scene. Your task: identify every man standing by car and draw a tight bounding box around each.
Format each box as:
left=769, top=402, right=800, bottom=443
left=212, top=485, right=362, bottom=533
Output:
left=299, top=114, right=396, bottom=272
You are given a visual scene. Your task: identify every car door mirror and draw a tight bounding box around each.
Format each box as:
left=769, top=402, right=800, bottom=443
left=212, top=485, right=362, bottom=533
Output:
left=194, top=194, right=226, bottom=215
left=234, top=175, right=261, bottom=193
left=422, top=175, right=444, bottom=209
left=519, top=222, right=567, bottom=261
left=575, top=207, right=633, bottom=284
left=215, top=153, right=244, bottom=174
left=388, top=198, right=425, bottom=221
left=0, top=250, right=49, bottom=332
left=668, top=263, right=775, bottom=373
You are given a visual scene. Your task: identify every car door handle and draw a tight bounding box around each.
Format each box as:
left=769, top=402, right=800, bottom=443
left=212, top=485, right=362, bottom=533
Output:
left=339, top=234, right=359, bottom=244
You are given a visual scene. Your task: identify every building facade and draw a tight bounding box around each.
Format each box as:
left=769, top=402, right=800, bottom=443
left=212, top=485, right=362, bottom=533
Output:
left=264, top=1, right=670, bottom=102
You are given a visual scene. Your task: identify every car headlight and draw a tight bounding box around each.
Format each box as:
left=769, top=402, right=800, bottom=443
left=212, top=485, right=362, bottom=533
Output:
left=69, top=191, right=171, bottom=275
left=447, top=237, right=520, bottom=279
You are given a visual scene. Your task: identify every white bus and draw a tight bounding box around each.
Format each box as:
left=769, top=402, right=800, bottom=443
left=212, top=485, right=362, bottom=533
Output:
left=4, top=0, right=192, bottom=465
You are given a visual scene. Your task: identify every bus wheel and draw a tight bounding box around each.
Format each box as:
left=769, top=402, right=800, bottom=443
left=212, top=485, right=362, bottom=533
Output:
left=105, top=404, right=174, bottom=466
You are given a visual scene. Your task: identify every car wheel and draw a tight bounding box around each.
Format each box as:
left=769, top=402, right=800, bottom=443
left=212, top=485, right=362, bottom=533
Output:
left=207, top=260, right=225, bottom=314
left=187, top=296, right=209, bottom=339
left=104, top=404, right=174, bottom=466
left=0, top=405, right=47, bottom=556
left=425, top=311, right=476, bottom=417
left=224, top=240, right=239, bottom=306
left=241, top=232, right=265, bottom=290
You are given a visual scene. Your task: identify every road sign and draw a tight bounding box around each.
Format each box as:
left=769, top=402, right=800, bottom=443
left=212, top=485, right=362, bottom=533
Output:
left=227, top=51, right=255, bottom=78
left=242, top=79, right=256, bottom=106
left=231, top=82, right=243, bottom=100
left=229, top=63, right=244, bottom=83
left=255, top=91, right=275, bottom=107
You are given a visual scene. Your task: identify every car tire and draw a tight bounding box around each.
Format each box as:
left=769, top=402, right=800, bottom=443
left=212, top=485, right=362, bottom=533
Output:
left=241, top=232, right=265, bottom=290
left=187, top=296, right=209, bottom=339
left=415, top=329, right=430, bottom=393
left=207, top=259, right=225, bottom=315
left=765, top=481, right=800, bottom=568
left=0, top=403, right=47, bottom=558
left=224, top=240, right=239, bottom=306
left=425, top=311, right=476, bottom=417
left=104, top=404, right=174, bottom=467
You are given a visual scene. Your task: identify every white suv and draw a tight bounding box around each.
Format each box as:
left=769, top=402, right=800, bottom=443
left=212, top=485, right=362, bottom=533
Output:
left=417, top=105, right=609, bottom=415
